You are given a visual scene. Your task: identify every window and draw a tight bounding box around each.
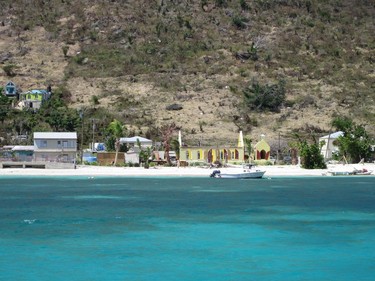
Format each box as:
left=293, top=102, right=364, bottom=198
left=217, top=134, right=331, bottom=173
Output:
left=39, top=140, right=47, bottom=148
left=197, top=151, right=201, bottom=160
left=57, top=140, right=76, bottom=148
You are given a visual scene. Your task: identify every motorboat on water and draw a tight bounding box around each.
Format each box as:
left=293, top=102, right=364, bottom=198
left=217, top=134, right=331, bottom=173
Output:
left=323, top=167, right=373, bottom=176
left=324, top=170, right=355, bottom=176
left=209, top=164, right=266, bottom=179
left=353, top=168, right=373, bottom=175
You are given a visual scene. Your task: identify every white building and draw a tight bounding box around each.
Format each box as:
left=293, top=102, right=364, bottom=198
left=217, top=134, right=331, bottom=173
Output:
left=33, top=132, right=77, bottom=163
left=120, top=136, right=153, bottom=147
left=319, top=131, right=343, bottom=160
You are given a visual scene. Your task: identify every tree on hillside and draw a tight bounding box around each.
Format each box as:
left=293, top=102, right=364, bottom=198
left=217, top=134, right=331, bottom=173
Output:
left=160, top=123, right=177, bottom=165
left=0, top=95, right=11, bottom=124
left=107, top=119, right=126, bottom=166
left=331, top=116, right=372, bottom=163
left=243, top=79, right=286, bottom=112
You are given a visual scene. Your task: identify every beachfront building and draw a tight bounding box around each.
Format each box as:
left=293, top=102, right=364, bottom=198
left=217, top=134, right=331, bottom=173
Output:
left=179, top=131, right=245, bottom=165
left=319, top=131, right=343, bottom=160
left=0, top=145, right=34, bottom=162
left=120, top=136, right=153, bottom=164
left=33, top=132, right=77, bottom=165
left=11, top=145, right=34, bottom=161
left=1, top=132, right=77, bottom=169
left=253, top=134, right=271, bottom=161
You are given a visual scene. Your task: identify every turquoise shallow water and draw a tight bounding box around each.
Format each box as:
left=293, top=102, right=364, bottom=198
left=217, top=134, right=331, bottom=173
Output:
left=0, top=176, right=374, bottom=281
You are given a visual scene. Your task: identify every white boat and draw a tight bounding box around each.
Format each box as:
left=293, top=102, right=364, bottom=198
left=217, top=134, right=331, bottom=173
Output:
left=353, top=168, right=373, bottom=175
left=210, top=164, right=266, bottom=179
left=325, top=170, right=355, bottom=176
left=324, top=167, right=373, bottom=176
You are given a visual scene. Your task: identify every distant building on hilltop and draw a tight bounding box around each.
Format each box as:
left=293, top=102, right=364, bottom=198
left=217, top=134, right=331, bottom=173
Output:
left=17, top=89, right=51, bottom=111
left=4, top=81, right=18, bottom=97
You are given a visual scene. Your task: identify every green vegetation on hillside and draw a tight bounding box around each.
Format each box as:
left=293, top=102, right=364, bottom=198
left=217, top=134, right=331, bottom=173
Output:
left=0, top=0, right=374, bottom=147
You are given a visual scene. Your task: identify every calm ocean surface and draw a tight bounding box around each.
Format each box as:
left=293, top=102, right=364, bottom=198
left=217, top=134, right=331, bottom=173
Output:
left=0, top=176, right=374, bottom=281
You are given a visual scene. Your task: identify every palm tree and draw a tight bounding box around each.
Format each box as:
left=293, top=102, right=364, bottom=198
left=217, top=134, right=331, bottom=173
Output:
left=108, top=119, right=125, bottom=166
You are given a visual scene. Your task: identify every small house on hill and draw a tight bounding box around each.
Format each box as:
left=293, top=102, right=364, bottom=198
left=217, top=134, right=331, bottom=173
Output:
left=4, top=81, right=17, bottom=97
left=18, top=89, right=51, bottom=110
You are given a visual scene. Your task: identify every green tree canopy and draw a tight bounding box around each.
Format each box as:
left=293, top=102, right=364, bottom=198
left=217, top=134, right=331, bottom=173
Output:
left=297, top=140, right=326, bottom=169
left=243, top=79, right=286, bottom=112
left=332, top=116, right=372, bottom=163
left=137, top=139, right=152, bottom=169
left=0, top=95, right=12, bottom=124
left=107, top=119, right=126, bottom=165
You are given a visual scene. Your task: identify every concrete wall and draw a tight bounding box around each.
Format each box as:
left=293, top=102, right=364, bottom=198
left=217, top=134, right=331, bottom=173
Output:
left=0, top=161, right=75, bottom=169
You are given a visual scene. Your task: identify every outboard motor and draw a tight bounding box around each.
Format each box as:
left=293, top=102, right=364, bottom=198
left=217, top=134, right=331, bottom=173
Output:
left=210, top=170, right=221, bottom=178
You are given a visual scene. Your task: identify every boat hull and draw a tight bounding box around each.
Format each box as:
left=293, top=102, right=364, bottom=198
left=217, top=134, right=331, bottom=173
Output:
left=210, top=170, right=265, bottom=179
left=326, top=171, right=355, bottom=176
left=325, top=170, right=373, bottom=176
left=209, top=164, right=266, bottom=179
left=218, top=171, right=265, bottom=179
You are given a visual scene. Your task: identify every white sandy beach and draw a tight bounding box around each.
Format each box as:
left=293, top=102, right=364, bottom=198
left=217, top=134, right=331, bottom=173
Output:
left=0, top=163, right=374, bottom=177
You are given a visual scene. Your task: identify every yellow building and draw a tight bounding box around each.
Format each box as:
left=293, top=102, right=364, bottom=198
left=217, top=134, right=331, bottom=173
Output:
left=253, top=134, right=271, bottom=161
left=179, top=131, right=245, bottom=164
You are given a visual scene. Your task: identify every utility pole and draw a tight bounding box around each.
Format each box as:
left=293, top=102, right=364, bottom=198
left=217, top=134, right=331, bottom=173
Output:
left=277, top=131, right=281, bottom=164
left=79, top=109, right=84, bottom=164
left=90, top=118, right=99, bottom=152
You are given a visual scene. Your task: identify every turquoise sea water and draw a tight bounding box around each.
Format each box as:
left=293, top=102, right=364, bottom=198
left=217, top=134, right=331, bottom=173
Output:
left=0, top=176, right=374, bottom=281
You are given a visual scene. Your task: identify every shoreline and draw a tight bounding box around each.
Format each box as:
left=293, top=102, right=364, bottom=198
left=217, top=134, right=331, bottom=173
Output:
left=0, top=163, right=374, bottom=178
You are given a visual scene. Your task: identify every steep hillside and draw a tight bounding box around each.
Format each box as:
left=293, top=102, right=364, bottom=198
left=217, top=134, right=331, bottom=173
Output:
left=0, top=0, right=374, bottom=146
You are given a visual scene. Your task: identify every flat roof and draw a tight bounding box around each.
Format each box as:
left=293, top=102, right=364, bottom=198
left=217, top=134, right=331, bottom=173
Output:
left=320, top=131, right=344, bottom=139
left=34, top=132, right=77, bottom=139
left=120, top=136, right=152, bottom=144
left=12, top=146, right=35, bottom=151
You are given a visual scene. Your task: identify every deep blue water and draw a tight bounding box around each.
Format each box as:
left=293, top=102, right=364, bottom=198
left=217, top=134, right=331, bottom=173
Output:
left=0, top=176, right=374, bottom=281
